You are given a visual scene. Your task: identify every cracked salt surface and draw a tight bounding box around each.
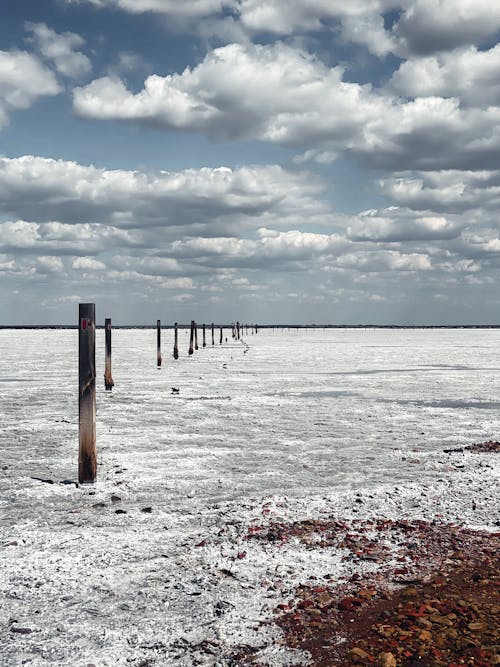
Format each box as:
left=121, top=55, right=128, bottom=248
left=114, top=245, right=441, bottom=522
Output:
left=0, top=328, right=499, bottom=665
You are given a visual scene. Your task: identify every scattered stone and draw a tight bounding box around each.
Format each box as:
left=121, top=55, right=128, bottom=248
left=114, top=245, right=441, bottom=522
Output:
left=115, top=509, right=127, bottom=514
left=379, top=652, right=397, bottom=667
left=141, top=507, right=153, bottom=513
left=110, top=495, right=121, bottom=503
left=10, top=626, right=33, bottom=634
left=466, top=440, right=500, bottom=453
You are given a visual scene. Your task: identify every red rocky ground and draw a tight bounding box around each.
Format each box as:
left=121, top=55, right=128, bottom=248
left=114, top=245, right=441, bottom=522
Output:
left=230, top=441, right=500, bottom=666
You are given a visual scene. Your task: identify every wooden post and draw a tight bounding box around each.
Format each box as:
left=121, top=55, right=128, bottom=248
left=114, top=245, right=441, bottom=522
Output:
left=104, top=317, right=114, bottom=390
left=255, top=324, right=258, bottom=334
left=236, top=321, right=240, bottom=340
left=220, top=326, right=223, bottom=345
left=246, top=324, right=248, bottom=336
left=211, top=323, right=215, bottom=346
left=194, top=322, right=199, bottom=350
left=79, top=303, right=96, bottom=484
left=202, top=324, right=206, bottom=348
left=173, top=322, right=179, bottom=359
left=189, top=320, right=194, bottom=355
left=157, top=320, right=162, bottom=367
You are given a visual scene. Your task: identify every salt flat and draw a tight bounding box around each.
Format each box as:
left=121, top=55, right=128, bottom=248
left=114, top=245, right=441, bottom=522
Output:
left=0, top=328, right=499, bottom=665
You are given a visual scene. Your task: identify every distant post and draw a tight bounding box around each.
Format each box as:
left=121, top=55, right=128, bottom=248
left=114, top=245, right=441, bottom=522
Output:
left=236, top=321, right=240, bottom=340
left=255, top=324, right=258, bottom=333
left=104, top=318, right=114, bottom=390
left=220, top=326, right=223, bottom=345
left=194, top=322, right=199, bottom=350
left=173, top=322, right=179, bottom=359
left=202, top=324, right=206, bottom=348
left=211, top=323, right=215, bottom=346
left=189, top=320, right=194, bottom=355
left=157, top=320, right=162, bottom=367
left=79, top=303, right=96, bottom=484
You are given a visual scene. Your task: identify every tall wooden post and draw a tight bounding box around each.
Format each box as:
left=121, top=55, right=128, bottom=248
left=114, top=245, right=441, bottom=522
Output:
left=245, top=324, right=248, bottom=336
left=104, top=317, right=114, bottom=390
left=220, top=326, right=223, bottom=345
left=211, top=323, right=215, bottom=346
left=202, top=324, right=206, bottom=348
left=189, top=320, right=194, bottom=355
left=255, top=324, right=258, bottom=334
left=173, top=322, right=179, bottom=359
left=79, top=303, right=96, bottom=484
left=194, top=322, right=199, bottom=350
left=157, top=320, right=162, bottom=367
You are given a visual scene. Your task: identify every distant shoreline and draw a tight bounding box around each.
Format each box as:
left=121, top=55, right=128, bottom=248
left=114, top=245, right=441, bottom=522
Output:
left=2, top=325, right=500, bottom=330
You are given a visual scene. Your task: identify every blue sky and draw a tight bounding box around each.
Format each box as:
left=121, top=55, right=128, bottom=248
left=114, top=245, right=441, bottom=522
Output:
left=1, top=0, right=500, bottom=324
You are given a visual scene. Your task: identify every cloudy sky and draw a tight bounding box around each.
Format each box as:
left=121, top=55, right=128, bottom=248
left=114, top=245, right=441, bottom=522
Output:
left=1, top=0, right=500, bottom=324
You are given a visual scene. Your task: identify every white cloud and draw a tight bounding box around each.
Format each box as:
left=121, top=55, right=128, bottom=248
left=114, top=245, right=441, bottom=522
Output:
left=347, top=207, right=462, bottom=242
left=380, top=171, right=500, bottom=213
left=72, top=256, right=106, bottom=270
left=37, top=255, right=64, bottom=272
left=26, top=22, right=91, bottom=79
left=337, top=249, right=432, bottom=272
left=0, top=155, right=329, bottom=233
left=0, top=219, right=137, bottom=254
left=0, top=50, right=60, bottom=129
left=64, top=0, right=234, bottom=20
left=73, top=41, right=500, bottom=171
left=395, top=0, right=500, bottom=56
left=390, top=44, right=500, bottom=107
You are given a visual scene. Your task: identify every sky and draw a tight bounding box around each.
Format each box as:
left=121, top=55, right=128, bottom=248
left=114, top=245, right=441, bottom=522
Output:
left=1, top=1, right=500, bottom=325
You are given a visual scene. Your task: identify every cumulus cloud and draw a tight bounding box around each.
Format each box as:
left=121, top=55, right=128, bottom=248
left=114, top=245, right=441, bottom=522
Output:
left=395, top=0, right=500, bottom=56
left=0, top=155, right=329, bottom=233
left=72, top=256, right=106, bottom=270
left=0, top=50, right=60, bottom=129
left=390, top=44, right=500, bottom=107
left=347, top=207, right=462, bottom=242
left=36, top=255, right=64, bottom=273
left=337, top=249, right=432, bottom=272
left=64, top=0, right=234, bottom=20
left=25, top=22, right=91, bottom=79
left=73, top=41, right=500, bottom=171
left=380, top=171, right=500, bottom=213
left=0, top=219, right=138, bottom=255
left=62, top=0, right=500, bottom=61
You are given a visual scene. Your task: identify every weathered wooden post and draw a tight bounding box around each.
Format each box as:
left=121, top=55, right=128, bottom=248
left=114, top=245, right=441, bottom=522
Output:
left=194, top=322, right=199, bottom=350
left=189, top=320, right=194, bottom=355
left=79, top=303, right=96, bottom=484
left=202, top=324, right=206, bottom=348
left=232, top=323, right=235, bottom=339
left=173, top=322, right=179, bottom=359
left=245, top=324, right=248, bottom=336
left=220, top=326, right=223, bottom=345
left=211, top=323, right=215, bottom=346
left=157, top=320, right=162, bottom=367
left=104, top=318, right=114, bottom=390
left=236, top=321, right=240, bottom=340
left=255, top=324, right=258, bottom=334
